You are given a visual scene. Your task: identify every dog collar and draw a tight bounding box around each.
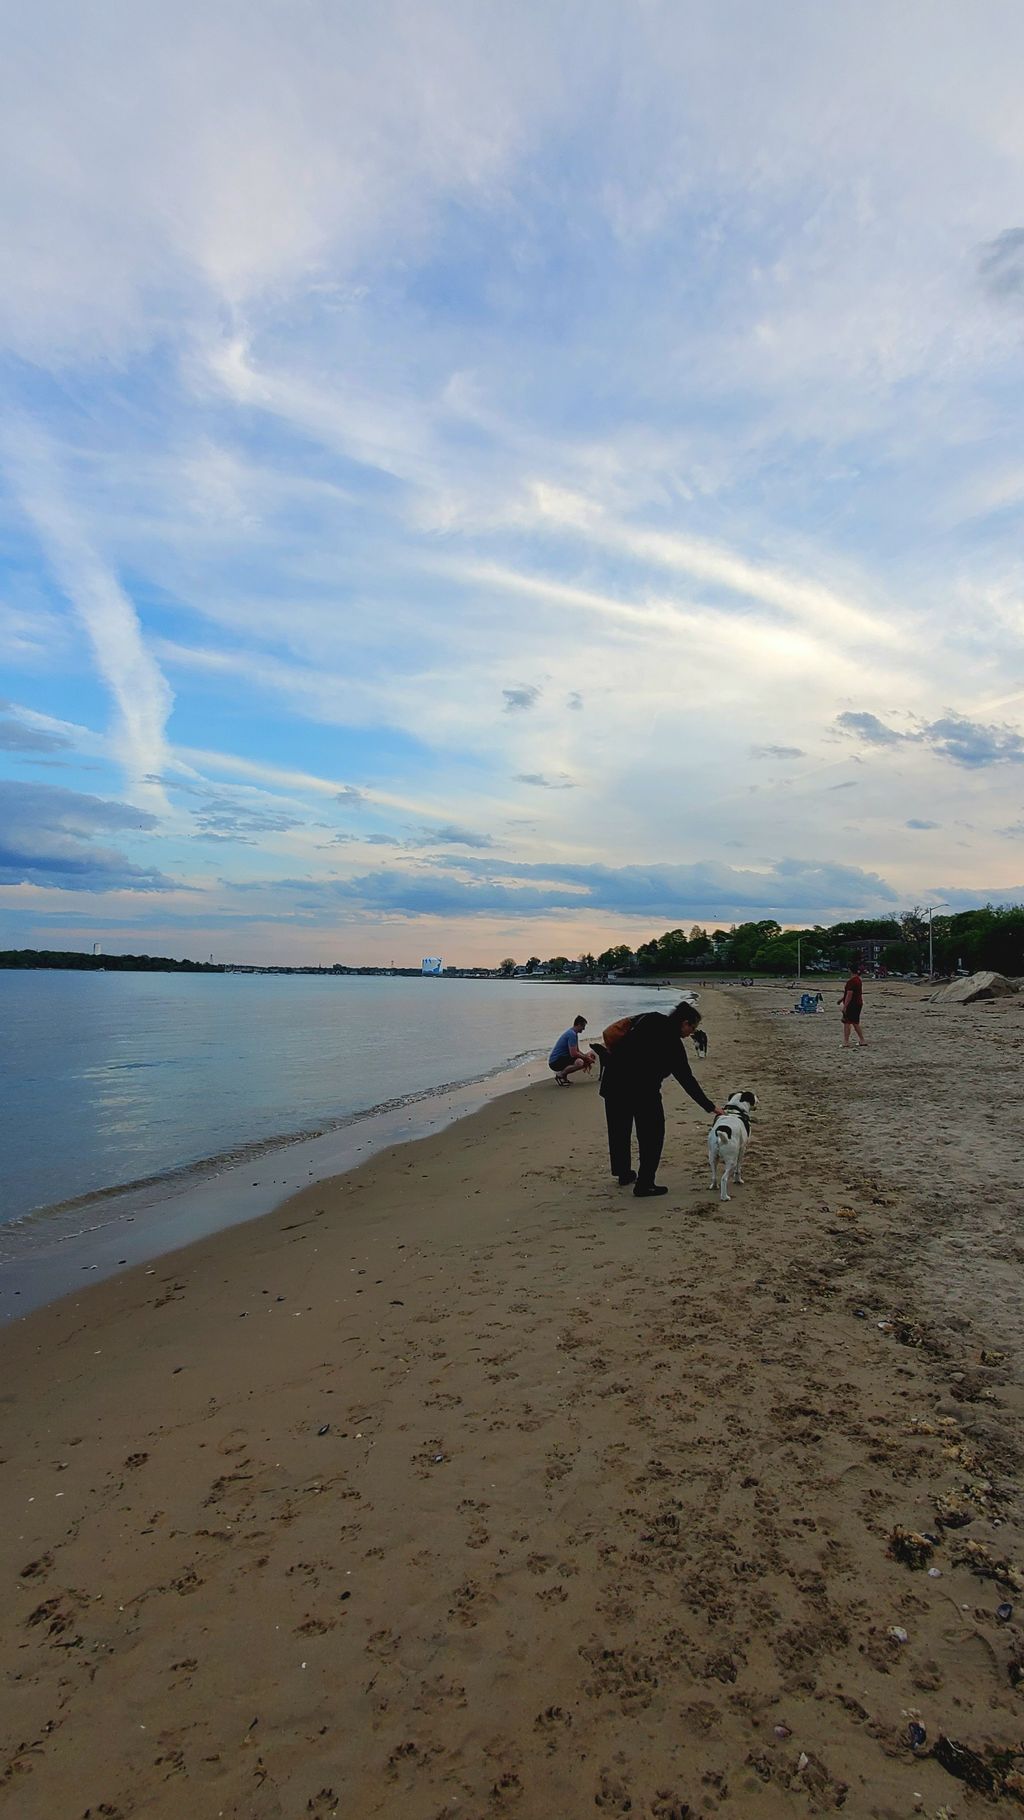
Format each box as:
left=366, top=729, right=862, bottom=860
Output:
left=720, top=1106, right=751, bottom=1132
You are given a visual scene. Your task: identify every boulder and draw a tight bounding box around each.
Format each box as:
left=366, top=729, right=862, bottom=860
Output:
left=931, top=970, right=1019, bottom=1005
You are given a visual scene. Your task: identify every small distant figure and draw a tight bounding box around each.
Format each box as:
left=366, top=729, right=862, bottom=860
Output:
left=841, top=968, right=867, bottom=1046
left=548, top=1015, right=594, bottom=1085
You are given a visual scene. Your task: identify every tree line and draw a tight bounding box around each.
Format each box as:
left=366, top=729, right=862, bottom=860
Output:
left=497, top=904, right=1024, bottom=979
left=0, top=949, right=225, bottom=971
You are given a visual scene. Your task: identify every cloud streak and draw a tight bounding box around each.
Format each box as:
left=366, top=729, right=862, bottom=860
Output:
left=221, top=853, right=899, bottom=924
left=3, top=425, right=174, bottom=804
left=0, top=716, right=72, bottom=754
left=3, top=9, right=1024, bottom=959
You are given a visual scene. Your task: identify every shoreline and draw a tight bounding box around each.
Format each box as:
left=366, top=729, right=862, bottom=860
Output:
left=5, top=984, right=1024, bottom=1817
left=2, top=981, right=684, bottom=1322
left=2, top=976, right=671, bottom=1295
left=0, top=1052, right=551, bottom=1324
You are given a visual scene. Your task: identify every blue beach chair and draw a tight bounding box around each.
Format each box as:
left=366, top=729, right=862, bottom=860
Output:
left=794, top=991, right=823, bottom=1014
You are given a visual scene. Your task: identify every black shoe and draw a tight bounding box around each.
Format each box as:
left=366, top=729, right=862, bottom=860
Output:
left=633, top=1183, right=668, bottom=1198
left=617, top=1170, right=637, bottom=1186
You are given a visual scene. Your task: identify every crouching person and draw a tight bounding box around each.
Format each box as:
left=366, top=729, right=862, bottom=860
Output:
left=548, top=1015, right=593, bottom=1084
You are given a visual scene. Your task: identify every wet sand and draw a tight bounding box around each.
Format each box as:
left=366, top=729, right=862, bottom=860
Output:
left=0, top=1059, right=542, bottom=1321
left=3, top=983, right=1024, bottom=1818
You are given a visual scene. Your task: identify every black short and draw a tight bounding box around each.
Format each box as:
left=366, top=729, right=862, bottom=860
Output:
left=842, top=1004, right=862, bottom=1023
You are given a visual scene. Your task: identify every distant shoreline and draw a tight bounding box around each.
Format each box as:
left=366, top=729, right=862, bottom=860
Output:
left=0, top=950, right=849, bottom=983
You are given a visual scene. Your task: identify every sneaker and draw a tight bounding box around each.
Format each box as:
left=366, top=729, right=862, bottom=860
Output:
left=633, top=1183, right=668, bottom=1198
left=617, top=1170, right=637, bottom=1186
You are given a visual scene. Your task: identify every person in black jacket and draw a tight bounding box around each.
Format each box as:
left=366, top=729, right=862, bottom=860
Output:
left=599, top=1003, right=720, bottom=1198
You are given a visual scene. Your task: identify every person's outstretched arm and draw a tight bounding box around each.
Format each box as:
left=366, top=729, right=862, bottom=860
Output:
left=671, top=1046, right=717, bottom=1115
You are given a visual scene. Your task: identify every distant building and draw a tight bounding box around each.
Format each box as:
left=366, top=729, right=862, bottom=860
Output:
left=851, top=936, right=900, bottom=970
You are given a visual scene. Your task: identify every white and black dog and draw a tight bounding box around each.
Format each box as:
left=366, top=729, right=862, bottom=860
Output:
left=707, top=1090, right=757, bottom=1202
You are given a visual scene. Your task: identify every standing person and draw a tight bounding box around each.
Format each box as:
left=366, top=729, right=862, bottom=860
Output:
left=841, top=966, right=867, bottom=1047
left=599, top=1003, right=719, bottom=1196
left=548, top=1015, right=593, bottom=1084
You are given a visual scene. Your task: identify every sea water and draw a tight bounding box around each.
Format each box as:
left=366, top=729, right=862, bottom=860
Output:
left=0, top=971, right=655, bottom=1229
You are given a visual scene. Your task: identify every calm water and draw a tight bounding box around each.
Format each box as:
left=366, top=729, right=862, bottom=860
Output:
left=0, top=972, right=652, bottom=1227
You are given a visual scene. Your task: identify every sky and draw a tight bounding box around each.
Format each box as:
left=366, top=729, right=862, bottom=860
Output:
left=2, top=0, right=1024, bottom=966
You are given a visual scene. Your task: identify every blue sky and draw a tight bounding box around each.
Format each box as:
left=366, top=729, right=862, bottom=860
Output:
left=2, top=0, right=1024, bottom=964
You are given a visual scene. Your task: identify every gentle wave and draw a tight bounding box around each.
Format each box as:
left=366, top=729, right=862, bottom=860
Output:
left=0, top=1048, right=541, bottom=1250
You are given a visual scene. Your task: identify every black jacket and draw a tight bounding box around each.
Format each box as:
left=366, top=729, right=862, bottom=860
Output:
left=598, top=1012, right=715, bottom=1114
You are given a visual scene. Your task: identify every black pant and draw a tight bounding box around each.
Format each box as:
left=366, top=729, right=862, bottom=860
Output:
left=604, top=1090, right=665, bottom=1187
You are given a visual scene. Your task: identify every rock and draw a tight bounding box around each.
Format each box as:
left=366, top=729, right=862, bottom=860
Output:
left=955, top=1539, right=1024, bottom=1591
left=933, top=1735, right=1000, bottom=1795
left=889, top=1526, right=936, bottom=1569
left=931, top=970, right=1018, bottom=1005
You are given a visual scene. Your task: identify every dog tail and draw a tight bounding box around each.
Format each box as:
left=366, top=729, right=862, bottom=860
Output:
left=712, top=1122, right=733, bottom=1144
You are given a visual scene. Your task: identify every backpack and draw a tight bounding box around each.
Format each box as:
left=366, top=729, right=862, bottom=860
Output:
left=601, top=1015, right=637, bottom=1050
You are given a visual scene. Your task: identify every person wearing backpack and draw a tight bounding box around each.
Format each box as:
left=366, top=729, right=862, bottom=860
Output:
left=599, top=1002, right=720, bottom=1197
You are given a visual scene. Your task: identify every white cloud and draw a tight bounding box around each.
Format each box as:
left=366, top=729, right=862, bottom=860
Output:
left=2, top=426, right=174, bottom=806
left=3, top=5, right=1024, bottom=955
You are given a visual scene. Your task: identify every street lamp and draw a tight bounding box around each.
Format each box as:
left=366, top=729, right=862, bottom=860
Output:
left=925, top=904, right=948, bottom=979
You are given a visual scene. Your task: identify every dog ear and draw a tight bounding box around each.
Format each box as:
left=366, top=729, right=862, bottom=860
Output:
left=739, top=1091, right=757, bottom=1107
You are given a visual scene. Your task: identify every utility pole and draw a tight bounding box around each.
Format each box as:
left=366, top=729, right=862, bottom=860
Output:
left=797, top=935, right=801, bottom=983
left=926, top=904, right=947, bottom=979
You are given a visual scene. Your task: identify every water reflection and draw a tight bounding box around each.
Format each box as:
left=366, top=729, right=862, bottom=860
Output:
left=1, top=973, right=656, bottom=1223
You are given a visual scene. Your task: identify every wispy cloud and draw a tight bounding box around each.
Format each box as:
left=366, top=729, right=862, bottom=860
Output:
left=502, top=685, right=541, bottom=712
left=403, top=824, right=496, bottom=850
left=836, top=711, right=906, bottom=748
left=978, top=229, right=1024, bottom=304
left=838, top=709, right=1024, bottom=767
left=3, top=8, right=1024, bottom=958
left=526, top=493, right=903, bottom=650
left=0, top=715, right=72, bottom=754
left=2, top=425, right=173, bottom=804
left=214, top=853, right=899, bottom=924
left=515, top=773, right=577, bottom=790
left=925, top=715, right=1024, bottom=768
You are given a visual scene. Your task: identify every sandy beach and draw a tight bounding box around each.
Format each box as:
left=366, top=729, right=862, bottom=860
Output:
left=4, top=983, right=1024, bottom=1819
